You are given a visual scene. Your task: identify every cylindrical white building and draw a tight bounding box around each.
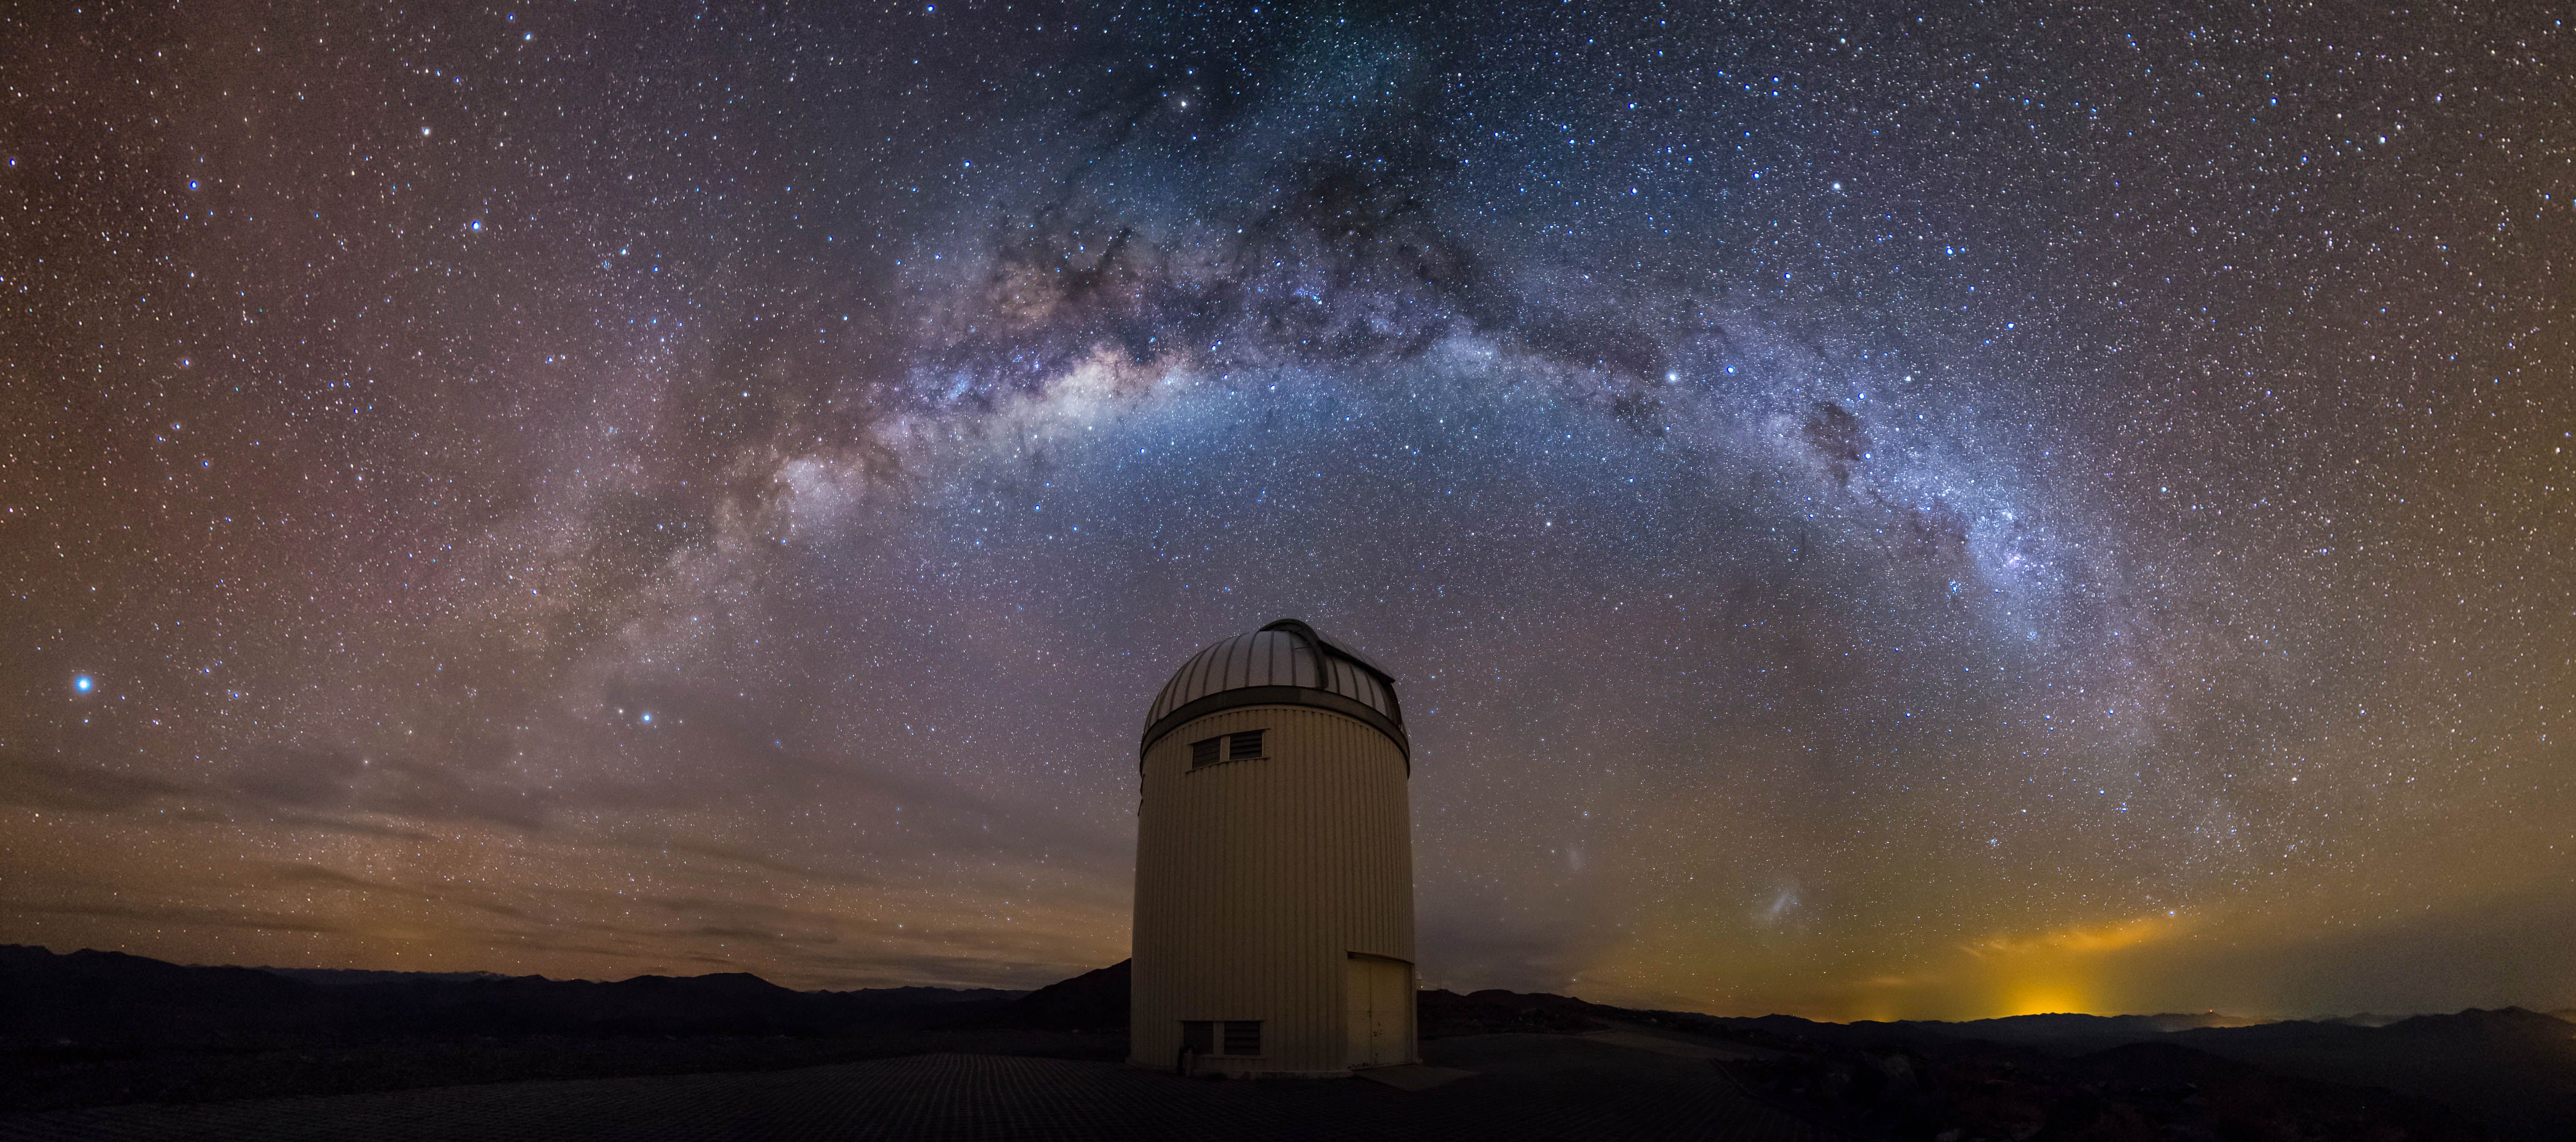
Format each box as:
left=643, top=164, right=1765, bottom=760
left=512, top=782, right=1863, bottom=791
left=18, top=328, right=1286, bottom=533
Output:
left=1129, top=619, right=1417, bottom=1077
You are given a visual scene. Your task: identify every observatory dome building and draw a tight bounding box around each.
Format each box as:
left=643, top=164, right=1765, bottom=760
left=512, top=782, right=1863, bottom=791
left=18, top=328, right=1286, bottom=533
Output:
left=1130, top=619, right=1418, bottom=1077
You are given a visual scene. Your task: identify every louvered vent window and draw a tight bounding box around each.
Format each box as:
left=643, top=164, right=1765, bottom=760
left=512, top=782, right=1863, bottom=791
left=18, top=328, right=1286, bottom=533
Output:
left=1222, top=1020, right=1263, bottom=1056
left=1189, top=732, right=1266, bottom=768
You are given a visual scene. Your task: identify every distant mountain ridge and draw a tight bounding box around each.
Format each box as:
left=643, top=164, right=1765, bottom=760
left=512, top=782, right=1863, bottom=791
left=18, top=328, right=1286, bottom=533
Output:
left=957, top=972, right=2569, bottom=1139
left=1883, top=1010, right=2260, bottom=1038
left=9, top=945, right=2570, bottom=1139
left=256, top=967, right=528, bottom=986
left=0, top=944, right=1024, bottom=1048
left=1614, top=999, right=2576, bottom=1141
left=257, top=962, right=1023, bottom=1005
left=947, top=960, right=1129, bottom=1032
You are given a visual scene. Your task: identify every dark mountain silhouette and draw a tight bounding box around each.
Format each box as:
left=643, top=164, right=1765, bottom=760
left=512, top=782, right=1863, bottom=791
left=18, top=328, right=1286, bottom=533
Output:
left=943, top=970, right=1619, bottom=1038
left=262, top=967, right=521, bottom=985
left=2161, top=1007, right=2576, bottom=1142
left=946, top=960, right=1129, bottom=1032
left=1727, top=1005, right=2576, bottom=1139
left=1570, top=998, right=2572, bottom=1141
left=1358, top=983, right=2562, bottom=1141
left=1417, top=987, right=1609, bottom=1037
left=8, top=945, right=2568, bottom=1141
left=2, top=945, right=323, bottom=1047
left=0, top=945, right=1020, bottom=1047
left=0, top=944, right=1060, bottom=1113
left=1890, top=1010, right=2257, bottom=1040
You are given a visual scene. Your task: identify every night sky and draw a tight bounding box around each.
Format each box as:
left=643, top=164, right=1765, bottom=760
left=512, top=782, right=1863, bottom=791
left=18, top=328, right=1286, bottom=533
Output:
left=5, top=1, right=2571, bottom=1021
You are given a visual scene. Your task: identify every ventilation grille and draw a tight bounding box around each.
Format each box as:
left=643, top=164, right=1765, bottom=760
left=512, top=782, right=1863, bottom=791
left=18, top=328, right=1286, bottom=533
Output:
left=1188, top=731, right=1265, bottom=769
left=1222, top=1020, right=1262, bottom=1056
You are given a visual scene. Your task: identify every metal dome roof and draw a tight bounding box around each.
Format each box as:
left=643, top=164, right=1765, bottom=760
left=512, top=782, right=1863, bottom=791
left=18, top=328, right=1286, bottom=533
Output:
left=1140, top=619, right=1407, bottom=762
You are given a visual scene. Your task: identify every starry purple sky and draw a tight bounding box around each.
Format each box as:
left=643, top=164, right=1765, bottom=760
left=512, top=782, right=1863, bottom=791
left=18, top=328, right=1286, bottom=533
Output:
left=4, top=1, right=2570, bottom=1019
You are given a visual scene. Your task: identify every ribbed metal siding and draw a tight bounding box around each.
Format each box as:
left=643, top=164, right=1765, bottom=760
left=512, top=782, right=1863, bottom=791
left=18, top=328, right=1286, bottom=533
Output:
left=1129, top=704, right=1416, bottom=1075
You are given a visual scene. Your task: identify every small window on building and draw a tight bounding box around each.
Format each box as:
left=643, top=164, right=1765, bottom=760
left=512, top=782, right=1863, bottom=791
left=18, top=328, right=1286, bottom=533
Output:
left=1181, top=1020, right=1215, bottom=1055
left=1190, top=737, right=1221, bottom=768
left=1229, top=730, right=1265, bottom=761
left=1222, top=1020, right=1262, bottom=1056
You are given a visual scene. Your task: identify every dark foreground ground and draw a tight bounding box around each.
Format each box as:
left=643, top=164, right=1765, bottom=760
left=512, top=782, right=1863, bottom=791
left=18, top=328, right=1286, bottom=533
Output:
left=0, top=1033, right=1819, bottom=1142
left=6, top=946, right=2567, bottom=1141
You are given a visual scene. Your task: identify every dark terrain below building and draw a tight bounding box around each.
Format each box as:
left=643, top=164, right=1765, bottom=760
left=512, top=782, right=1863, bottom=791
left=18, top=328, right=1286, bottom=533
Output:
left=5, top=945, right=2569, bottom=1141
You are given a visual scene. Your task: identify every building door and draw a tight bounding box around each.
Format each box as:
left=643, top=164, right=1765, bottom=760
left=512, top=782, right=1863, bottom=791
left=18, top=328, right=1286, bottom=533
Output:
left=1344, top=955, right=1412, bottom=1067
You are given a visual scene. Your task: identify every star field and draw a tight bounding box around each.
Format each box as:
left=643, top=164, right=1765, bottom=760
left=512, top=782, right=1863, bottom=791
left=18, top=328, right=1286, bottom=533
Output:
left=2, top=1, right=2571, bottom=1019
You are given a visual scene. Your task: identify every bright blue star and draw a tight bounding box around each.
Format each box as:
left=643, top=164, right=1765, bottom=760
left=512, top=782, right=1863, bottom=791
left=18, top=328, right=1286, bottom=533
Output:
left=73, top=675, right=93, bottom=693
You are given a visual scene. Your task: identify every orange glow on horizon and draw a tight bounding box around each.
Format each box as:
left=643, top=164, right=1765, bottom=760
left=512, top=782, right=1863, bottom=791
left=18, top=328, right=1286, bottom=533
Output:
left=1998, top=985, right=2097, bottom=1017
